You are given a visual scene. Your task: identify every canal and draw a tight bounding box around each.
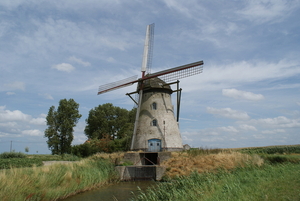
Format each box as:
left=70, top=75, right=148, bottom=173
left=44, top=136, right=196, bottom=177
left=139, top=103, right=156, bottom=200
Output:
left=63, top=181, right=156, bottom=201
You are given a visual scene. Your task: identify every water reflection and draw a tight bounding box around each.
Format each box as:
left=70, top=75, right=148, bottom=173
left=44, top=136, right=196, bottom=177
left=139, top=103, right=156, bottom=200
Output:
left=63, top=181, right=155, bottom=201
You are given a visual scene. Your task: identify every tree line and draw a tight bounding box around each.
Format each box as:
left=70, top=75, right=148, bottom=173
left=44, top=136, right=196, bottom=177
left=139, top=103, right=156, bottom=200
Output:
left=44, top=99, right=136, bottom=157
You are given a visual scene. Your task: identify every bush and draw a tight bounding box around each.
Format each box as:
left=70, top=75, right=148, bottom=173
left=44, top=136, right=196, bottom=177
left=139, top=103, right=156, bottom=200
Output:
left=261, top=154, right=300, bottom=164
left=0, top=158, right=43, bottom=169
left=0, top=152, right=26, bottom=159
left=72, top=143, right=97, bottom=157
left=72, top=137, right=131, bottom=157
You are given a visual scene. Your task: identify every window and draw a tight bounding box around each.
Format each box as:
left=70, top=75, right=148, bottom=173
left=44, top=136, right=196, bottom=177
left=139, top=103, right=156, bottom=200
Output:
left=152, top=119, right=157, bottom=126
left=152, top=102, right=157, bottom=110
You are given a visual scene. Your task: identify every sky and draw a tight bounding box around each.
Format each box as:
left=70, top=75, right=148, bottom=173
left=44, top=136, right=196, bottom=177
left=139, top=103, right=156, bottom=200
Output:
left=0, top=0, right=299, bottom=154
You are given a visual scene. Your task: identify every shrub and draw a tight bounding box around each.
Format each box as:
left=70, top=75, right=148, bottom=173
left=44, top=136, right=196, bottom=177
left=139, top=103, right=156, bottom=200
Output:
left=0, top=158, right=43, bottom=169
left=261, top=154, right=300, bottom=164
left=0, top=152, right=26, bottom=159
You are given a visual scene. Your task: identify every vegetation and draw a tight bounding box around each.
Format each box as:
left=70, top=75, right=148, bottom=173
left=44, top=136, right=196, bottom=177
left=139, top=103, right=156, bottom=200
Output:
left=0, top=158, right=43, bottom=169
left=131, top=146, right=300, bottom=201
left=84, top=103, right=136, bottom=141
left=1, top=145, right=299, bottom=200
left=0, top=154, right=80, bottom=170
left=238, top=144, right=300, bottom=154
left=71, top=103, right=136, bottom=157
left=72, top=137, right=131, bottom=157
left=0, top=151, right=26, bottom=159
left=131, top=163, right=300, bottom=201
left=0, top=157, right=117, bottom=201
left=161, top=149, right=263, bottom=178
left=44, top=98, right=82, bottom=155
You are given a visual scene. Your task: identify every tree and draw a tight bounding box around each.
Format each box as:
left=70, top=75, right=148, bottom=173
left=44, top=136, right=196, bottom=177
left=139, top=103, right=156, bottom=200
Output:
left=84, top=103, right=136, bottom=141
left=44, top=98, right=82, bottom=155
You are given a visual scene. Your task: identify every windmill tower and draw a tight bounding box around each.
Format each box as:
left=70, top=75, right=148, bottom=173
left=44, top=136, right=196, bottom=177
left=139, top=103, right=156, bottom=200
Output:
left=98, top=24, right=203, bottom=152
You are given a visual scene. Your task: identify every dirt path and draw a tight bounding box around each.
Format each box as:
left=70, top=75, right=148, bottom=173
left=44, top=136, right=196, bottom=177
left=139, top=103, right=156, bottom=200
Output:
left=42, top=161, right=75, bottom=166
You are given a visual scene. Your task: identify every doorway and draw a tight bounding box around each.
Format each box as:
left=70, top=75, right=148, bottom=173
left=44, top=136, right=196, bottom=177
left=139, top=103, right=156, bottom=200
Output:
left=148, top=139, right=161, bottom=152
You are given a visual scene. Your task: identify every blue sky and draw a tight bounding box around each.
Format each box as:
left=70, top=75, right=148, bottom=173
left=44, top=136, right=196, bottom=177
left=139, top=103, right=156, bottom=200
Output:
left=1, top=0, right=299, bottom=154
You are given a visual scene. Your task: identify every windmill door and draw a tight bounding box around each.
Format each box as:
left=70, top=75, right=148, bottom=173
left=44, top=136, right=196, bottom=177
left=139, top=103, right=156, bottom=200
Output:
left=148, top=139, right=161, bottom=152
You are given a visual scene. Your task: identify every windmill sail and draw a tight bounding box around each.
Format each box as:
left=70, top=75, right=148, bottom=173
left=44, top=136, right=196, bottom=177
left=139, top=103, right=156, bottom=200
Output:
left=97, top=61, right=203, bottom=95
left=141, top=23, right=154, bottom=75
left=97, top=24, right=204, bottom=152
left=97, top=75, right=138, bottom=95
left=146, top=60, right=203, bottom=83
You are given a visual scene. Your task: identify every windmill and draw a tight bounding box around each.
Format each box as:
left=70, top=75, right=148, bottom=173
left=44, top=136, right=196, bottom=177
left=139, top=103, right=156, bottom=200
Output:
left=98, top=24, right=203, bottom=152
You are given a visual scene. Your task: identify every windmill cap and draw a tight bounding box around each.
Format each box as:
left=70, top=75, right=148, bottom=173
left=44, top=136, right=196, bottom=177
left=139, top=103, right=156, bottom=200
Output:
left=138, top=77, right=173, bottom=94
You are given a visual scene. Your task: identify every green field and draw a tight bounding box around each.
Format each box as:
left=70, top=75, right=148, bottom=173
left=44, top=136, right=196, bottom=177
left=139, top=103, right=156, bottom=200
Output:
left=0, top=145, right=299, bottom=201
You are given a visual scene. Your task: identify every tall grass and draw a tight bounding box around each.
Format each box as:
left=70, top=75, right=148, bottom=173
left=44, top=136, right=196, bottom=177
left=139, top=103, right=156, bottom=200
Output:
left=131, top=163, right=300, bottom=201
left=0, top=158, right=117, bottom=201
left=162, top=151, right=263, bottom=178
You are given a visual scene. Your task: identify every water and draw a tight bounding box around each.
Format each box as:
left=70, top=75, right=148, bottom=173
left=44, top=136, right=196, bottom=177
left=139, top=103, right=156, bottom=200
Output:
left=63, top=181, right=155, bottom=201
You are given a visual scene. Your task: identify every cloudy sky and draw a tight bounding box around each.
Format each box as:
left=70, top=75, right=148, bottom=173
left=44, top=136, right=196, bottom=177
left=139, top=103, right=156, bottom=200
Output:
left=1, top=0, right=299, bottom=154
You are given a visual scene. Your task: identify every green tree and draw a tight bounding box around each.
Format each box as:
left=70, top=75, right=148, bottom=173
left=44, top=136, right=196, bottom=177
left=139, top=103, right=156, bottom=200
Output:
left=84, top=103, right=136, bottom=141
left=44, top=99, right=82, bottom=155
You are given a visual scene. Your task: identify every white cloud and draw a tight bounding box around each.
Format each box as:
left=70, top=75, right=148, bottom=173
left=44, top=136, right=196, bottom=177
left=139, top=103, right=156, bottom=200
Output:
left=207, top=107, right=250, bottom=120
left=261, top=129, right=285, bottom=134
left=52, top=63, right=75, bottom=73
left=222, top=88, right=264, bottom=101
left=180, top=117, right=197, bottom=122
left=22, top=129, right=43, bottom=136
left=184, top=59, right=300, bottom=92
left=39, top=93, right=54, bottom=100
left=106, top=57, right=116, bottom=63
left=163, top=0, right=198, bottom=18
left=4, top=81, right=25, bottom=91
left=237, top=0, right=300, bottom=24
left=0, top=106, right=46, bottom=126
left=218, top=126, right=239, bottom=133
left=6, top=92, right=15, bottom=95
left=252, top=116, right=300, bottom=128
left=0, top=122, right=17, bottom=128
left=0, top=106, right=31, bottom=122
left=297, top=102, right=300, bottom=106
left=69, top=56, right=91, bottom=67
left=239, top=124, right=257, bottom=131
left=29, top=117, right=46, bottom=126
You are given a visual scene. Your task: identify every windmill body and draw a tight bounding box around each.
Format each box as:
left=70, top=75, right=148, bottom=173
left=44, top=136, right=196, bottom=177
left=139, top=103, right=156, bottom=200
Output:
left=132, top=77, right=182, bottom=151
left=97, top=24, right=203, bottom=152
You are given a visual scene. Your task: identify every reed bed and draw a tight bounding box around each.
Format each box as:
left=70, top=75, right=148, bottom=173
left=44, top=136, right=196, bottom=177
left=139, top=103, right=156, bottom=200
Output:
left=162, top=150, right=263, bottom=178
left=0, top=158, right=117, bottom=201
left=131, top=163, right=300, bottom=201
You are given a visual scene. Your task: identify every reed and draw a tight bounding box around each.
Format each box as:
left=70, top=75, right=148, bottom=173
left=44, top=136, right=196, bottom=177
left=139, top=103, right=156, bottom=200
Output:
left=0, top=158, right=117, bottom=201
left=162, top=151, right=263, bottom=178
left=131, top=163, right=300, bottom=201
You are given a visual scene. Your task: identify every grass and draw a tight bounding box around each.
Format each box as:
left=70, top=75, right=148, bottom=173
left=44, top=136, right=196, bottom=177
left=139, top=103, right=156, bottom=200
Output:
left=237, top=144, right=300, bottom=154
left=131, top=146, right=300, bottom=201
left=131, top=163, right=300, bottom=201
left=161, top=150, right=264, bottom=178
left=0, top=153, right=81, bottom=169
left=1, top=147, right=299, bottom=200
left=0, top=157, right=117, bottom=201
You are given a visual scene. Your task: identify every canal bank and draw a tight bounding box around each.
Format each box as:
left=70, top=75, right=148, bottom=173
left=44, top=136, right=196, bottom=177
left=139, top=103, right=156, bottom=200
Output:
left=63, top=181, right=156, bottom=201
left=115, top=152, right=171, bottom=181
